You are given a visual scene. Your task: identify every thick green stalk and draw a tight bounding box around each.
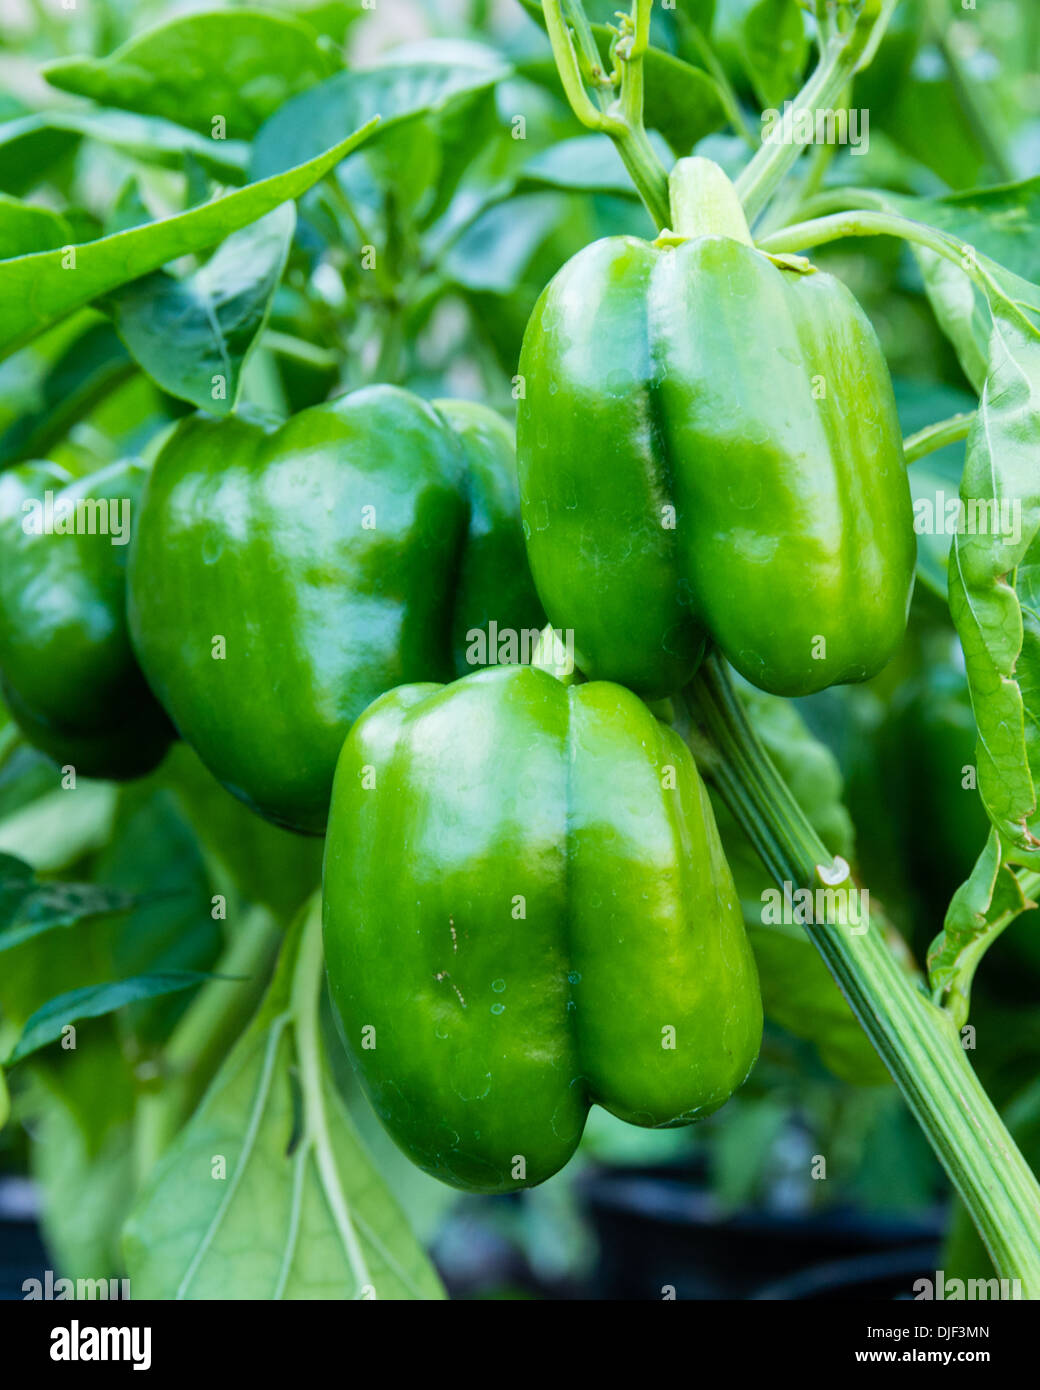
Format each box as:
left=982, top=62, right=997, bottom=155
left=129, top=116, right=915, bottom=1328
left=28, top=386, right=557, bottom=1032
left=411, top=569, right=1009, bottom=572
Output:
left=684, top=654, right=1040, bottom=1295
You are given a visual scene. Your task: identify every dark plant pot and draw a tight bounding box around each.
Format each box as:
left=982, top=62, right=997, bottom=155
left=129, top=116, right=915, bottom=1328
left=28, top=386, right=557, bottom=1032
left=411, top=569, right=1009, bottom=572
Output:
left=0, top=1178, right=49, bottom=1301
left=580, top=1167, right=944, bottom=1300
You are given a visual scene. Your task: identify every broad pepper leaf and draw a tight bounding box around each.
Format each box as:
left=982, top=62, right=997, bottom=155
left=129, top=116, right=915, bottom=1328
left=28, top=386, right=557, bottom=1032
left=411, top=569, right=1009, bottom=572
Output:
left=948, top=301, right=1040, bottom=864
left=728, top=0, right=808, bottom=109
left=43, top=9, right=337, bottom=141
left=250, top=40, right=510, bottom=182
left=0, top=123, right=377, bottom=360
left=123, top=900, right=445, bottom=1300
left=104, top=204, right=295, bottom=414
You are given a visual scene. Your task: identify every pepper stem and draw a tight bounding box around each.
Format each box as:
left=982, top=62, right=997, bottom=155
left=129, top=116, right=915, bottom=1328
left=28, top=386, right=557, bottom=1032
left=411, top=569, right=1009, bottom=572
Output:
left=682, top=654, right=1040, bottom=1294
left=668, top=158, right=753, bottom=245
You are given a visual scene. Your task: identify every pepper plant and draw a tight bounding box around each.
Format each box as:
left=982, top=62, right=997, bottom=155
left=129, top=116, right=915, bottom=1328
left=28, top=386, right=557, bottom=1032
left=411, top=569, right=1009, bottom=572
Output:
left=0, top=0, right=1038, bottom=1301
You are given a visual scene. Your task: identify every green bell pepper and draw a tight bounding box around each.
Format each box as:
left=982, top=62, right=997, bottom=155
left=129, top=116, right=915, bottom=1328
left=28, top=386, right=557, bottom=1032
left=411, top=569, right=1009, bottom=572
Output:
left=517, top=158, right=915, bottom=699
left=322, top=663, right=762, bottom=1192
left=0, top=458, right=172, bottom=780
left=128, top=385, right=544, bottom=834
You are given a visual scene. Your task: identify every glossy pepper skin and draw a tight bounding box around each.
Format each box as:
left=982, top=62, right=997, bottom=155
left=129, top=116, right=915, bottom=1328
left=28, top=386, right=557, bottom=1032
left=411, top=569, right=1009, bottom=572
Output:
left=128, top=385, right=544, bottom=835
left=323, top=663, right=762, bottom=1193
left=0, top=459, right=172, bottom=779
left=517, top=158, right=915, bottom=700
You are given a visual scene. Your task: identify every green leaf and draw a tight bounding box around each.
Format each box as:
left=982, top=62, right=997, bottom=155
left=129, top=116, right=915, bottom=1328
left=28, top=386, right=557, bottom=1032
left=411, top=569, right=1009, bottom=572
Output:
left=0, top=194, right=69, bottom=260
left=948, top=303, right=1040, bottom=863
left=123, top=900, right=445, bottom=1299
left=5, top=972, right=212, bottom=1064
left=739, top=0, right=808, bottom=109
left=105, top=204, right=295, bottom=413
left=0, top=320, right=133, bottom=468
left=907, top=179, right=1040, bottom=288
left=0, top=116, right=79, bottom=197
left=927, top=832, right=1035, bottom=1026
left=250, top=40, right=510, bottom=182
left=0, top=122, right=377, bottom=360
left=0, top=110, right=249, bottom=191
left=289, top=1, right=362, bottom=44
left=97, top=786, right=225, bottom=1048
left=43, top=9, right=336, bottom=141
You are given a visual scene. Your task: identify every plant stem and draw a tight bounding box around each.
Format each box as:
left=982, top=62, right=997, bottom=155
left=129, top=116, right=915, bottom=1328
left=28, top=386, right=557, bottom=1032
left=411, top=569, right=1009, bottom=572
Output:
left=683, top=654, right=1040, bottom=1294
left=735, top=0, right=889, bottom=224
left=541, top=0, right=671, bottom=230
left=757, top=207, right=1002, bottom=303
left=903, top=411, right=975, bottom=464
left=613, top=126, right=671, bottom=230
left=290, top=892, right=373, bottom=1294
